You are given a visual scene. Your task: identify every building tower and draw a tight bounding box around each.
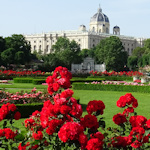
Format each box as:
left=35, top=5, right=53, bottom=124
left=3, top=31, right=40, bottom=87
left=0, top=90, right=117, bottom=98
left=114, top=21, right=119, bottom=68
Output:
left=89, top=5, right=110, bottom=34
left=113, top=25, right=120, bottom=35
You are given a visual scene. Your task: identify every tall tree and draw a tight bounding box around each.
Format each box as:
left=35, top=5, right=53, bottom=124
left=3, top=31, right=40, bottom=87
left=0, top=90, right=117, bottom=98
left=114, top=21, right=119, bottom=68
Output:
left=52, top=37, right=82, bottom=68
left=127, top=56, right=138, bottom=70
left=132, top=47, right=145, bottom=58
left=0, top=36, right=6, bottom=64
left=95, top=36, right=128, bottom=71
left=1, top=48, right=15, bottom=66
left=5, top=34, right=31, bottom=64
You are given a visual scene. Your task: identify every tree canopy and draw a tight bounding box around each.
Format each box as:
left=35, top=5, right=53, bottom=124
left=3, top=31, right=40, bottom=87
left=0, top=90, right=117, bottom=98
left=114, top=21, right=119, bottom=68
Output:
left=0, top=34, right=31, bottom=66
left=127, top=38, right=150, bottom=69
left=95, top=36, right=128, bottom=71
left=51, top=37, right=82, bottom=69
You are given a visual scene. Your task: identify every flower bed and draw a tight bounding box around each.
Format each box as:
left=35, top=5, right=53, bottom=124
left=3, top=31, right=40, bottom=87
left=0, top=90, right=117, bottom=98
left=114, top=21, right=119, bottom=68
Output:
left=90, top=70, right=143, bottom=77
left=0, top=66, right=150, bottom=149
left=90, top=80, right=150, bottom=86
left=0, top=88, right=49, bottom=104
left=0, top=70, right=45, bottom=79
left=0, top=80, right=10, bottom=84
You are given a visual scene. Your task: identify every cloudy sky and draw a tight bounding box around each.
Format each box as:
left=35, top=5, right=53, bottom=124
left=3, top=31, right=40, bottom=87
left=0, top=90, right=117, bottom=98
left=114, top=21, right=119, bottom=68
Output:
left=1, top=0, right=150, bottom=38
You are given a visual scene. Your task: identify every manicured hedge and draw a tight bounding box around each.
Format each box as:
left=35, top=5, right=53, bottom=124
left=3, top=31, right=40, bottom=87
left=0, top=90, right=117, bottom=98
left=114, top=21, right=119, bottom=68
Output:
left=13, top=78, right=46, bottom=84
left=88, top=76, right=133, bottom=81
left=0, top=103, right=43, bottom=118
left=70, top=77, right=105, bottom=83
left=72, top=82, right=150, bottom=93
left=0, top=96, right=80, bottom=118
left=13, top=77, right=105, bottom=84
left=16, top=103, right=43, bottom=118
left=32, top=79, right=46, bottom=85
left=13, top=78, right=33, bottom=83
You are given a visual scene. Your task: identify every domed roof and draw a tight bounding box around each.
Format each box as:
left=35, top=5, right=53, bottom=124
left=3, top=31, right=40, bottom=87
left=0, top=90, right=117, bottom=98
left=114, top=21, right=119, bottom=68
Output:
left=90, top=7, right=109, bottom=23
left=113, top=25, right=120, bottom=29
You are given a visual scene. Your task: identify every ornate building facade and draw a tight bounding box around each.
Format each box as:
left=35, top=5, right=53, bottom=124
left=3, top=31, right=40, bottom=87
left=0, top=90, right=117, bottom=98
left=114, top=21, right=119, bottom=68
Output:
left=25, top=6, right=146, bottom=56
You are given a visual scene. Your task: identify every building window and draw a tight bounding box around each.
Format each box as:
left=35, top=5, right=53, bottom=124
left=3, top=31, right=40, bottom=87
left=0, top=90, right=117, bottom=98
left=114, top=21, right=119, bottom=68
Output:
left=39, top=45, right=41, bottom=50
left=93, top=39, right=95, bottom=42
left=78, top=39, right=80, bottom=41
left=39, top=40, right=41, bottom=43
left=34, top=41, right=36, bottom=43
left=92, top=27, right=95, bottom=32
left=46, top=45, right=49, bottom=52
left=99, top=29, right=101, bottom=33
left=106, top=28, right=109, bottom=33
left=34, top=45, right=36, bottom=50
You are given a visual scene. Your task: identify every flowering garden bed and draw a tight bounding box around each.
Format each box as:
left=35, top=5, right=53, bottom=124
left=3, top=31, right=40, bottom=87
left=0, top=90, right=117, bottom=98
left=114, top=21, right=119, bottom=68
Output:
left=0, top=67, right=150, bottom=149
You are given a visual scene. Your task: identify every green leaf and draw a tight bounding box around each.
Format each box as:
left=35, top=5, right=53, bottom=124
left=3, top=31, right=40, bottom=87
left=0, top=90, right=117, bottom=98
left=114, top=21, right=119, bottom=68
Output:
left=15, top=133, right=25, bottom=141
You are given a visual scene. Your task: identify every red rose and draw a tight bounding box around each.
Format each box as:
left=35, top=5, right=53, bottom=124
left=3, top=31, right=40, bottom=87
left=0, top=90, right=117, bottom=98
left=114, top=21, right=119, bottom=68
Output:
left=60, top=105, right=71, bottom=115
left=14, top=111, right=21, bottom=120
left=86, top=100, right=105, bottom=115
left=4, top=128, right=17, bottom=139
left=81, top=114, right=99, bottom=130
left=0, top=129, right=5, bottom=137
left=52, top=82, right=60, bottom=91
left=70, top=103, right=83, bottom=118
left=86, top=138, right=103, bottom=150
left=60, top=89, right=74, bottom=98
left=146, top=119, right=150, bottom=128
left=8, top=104, right=17, bottom=112
left=123, top=107, right=134, bottom=117
left=131, top=140, right=142, bottom=149
left=129, top=115, right=147, bottom=128
left=18, top=142, right=30, bottom=150
left=46, top=76, right=54, bottom=84
left=90, top=132, right=104, bottom=141
left=58, top=122, right=83, bottom=142
left=32, top=131, right=43, bottom=140
left=113, top=113, right=127, bottom=125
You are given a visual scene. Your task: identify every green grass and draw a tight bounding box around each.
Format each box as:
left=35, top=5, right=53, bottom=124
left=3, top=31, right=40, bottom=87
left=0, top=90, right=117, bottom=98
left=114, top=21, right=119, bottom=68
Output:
left=73, top=90, right=150, bottom=127
left=0, top=81, right=47, bottom=90
left=1, top=84, right=150, bottom=130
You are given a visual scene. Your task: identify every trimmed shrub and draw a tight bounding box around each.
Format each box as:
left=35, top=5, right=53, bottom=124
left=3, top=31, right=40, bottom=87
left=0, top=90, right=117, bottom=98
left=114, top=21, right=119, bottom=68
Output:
left=32, top=79, right=46, bottom=85
left=13, top=78, right=33, bottom=83
left=70, top=77, right=105, bottom=83
left=0, top=103, right=43, bottom=118
left=72, top=82, right=150, bottom=93
left=88, top=76, right=133, bottom=81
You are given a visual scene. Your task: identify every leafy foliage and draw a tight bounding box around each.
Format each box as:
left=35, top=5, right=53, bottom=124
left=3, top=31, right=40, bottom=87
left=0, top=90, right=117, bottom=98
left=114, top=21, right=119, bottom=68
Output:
left=0, top=34, right=31, bottom=66
left=95, top=36, right=128, bottom=71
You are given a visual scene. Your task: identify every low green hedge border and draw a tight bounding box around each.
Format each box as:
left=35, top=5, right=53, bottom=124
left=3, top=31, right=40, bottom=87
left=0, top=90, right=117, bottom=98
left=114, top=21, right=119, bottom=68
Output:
left=13, top=78, right=46, bottom=84
left=70, top=78, right=105, bottom=83
left=13, top=76, right=133, bottom=85
left=88, top=76, right=133, bottom=81
left=72, top=82, right=150, bottom=93
left=0, top=103, right=43, bottom=118
left=13, top=77, right=105, bottom=84
left=0, top=97, right=80, bottom=118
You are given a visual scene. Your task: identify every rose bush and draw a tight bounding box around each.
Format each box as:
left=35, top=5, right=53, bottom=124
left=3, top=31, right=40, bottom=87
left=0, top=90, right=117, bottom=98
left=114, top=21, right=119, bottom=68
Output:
left=0, top=66, right=150, bottom=150
left=90, top=70, right=143, bottom=77
left=0, top=88, right=50, bottom=104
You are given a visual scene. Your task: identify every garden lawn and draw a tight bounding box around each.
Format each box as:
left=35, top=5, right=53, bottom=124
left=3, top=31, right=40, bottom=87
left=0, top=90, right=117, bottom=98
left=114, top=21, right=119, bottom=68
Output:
left=0, top=80, right=47, bottom=89
left=1, top=89, right=150, bottom=131
left=73, top=90, right=150, bottom=128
